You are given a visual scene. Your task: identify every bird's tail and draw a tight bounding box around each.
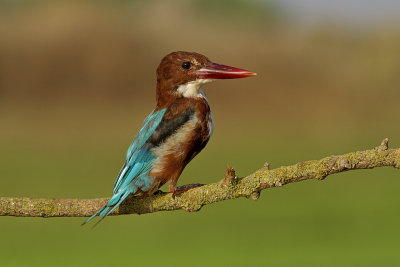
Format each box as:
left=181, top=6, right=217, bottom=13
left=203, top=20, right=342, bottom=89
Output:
left=82, top=190, right=132, bottom=227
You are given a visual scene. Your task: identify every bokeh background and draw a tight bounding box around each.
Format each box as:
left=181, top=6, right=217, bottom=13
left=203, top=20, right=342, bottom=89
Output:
left=1, top=0, right=400, bottom=266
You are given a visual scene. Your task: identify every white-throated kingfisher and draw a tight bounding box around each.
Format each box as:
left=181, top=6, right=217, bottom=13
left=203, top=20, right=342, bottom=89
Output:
left=83, top=51, right=256, bottom=225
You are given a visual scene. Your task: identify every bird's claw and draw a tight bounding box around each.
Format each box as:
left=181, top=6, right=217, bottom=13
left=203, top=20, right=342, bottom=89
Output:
left=171, top=183, right=205, bottom=199
left=153, top=189, right=165, bottom=196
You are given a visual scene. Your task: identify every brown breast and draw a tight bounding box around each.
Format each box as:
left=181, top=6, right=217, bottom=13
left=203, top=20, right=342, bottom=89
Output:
left=147, top=97, right=211, bottom=192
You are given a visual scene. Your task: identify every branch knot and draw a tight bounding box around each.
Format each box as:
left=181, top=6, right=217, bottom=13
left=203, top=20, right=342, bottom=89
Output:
left=223, top=165, right=238, bottom=186
left=377, top=138, right=389, bottom=151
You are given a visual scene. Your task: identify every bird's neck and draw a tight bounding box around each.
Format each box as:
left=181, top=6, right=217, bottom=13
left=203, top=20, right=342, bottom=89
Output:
left=156, top=77, right=214, bottom=110
left=155, top=92, right=210, bottom=118
left=156, top=87, right=209, bottom=111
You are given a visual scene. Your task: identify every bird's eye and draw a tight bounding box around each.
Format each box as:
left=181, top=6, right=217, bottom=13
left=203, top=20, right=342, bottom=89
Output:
left=181, top=62, right=191, bottom=69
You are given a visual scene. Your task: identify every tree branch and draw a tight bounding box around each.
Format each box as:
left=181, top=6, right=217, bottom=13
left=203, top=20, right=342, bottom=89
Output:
left=1, top=138, right=399, bottom=218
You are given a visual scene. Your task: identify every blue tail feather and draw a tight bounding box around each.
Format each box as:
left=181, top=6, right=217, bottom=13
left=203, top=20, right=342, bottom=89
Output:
left=82, top=189, right=134, bottom=226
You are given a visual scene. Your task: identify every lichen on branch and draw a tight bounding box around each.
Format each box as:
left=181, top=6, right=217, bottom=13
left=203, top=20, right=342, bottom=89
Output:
left=1, top=138, right=399, bottom=218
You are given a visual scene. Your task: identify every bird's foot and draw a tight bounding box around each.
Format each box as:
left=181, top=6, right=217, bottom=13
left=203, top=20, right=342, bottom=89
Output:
left=153, top=189, right=165, bottom=196
left=171, top=183, right=204, bottom=199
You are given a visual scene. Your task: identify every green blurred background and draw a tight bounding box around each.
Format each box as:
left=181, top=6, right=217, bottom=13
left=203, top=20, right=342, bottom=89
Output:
left=1, top=0, right=400, bottom=266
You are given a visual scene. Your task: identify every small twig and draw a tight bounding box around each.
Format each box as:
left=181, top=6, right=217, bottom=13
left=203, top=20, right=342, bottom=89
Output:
left=223, top=165, right=237, bottom=186
left=263, top=162, right=270, bottom=169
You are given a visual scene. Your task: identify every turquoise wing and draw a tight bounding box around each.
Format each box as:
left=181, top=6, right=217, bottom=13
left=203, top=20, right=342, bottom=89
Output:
left=113, top=108, right=166, bottom=194
left=83, top=108, right=166, bottom=226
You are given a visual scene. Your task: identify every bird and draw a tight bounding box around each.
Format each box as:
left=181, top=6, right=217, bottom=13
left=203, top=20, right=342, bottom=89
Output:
left=83, top=51, right=256, bottom=226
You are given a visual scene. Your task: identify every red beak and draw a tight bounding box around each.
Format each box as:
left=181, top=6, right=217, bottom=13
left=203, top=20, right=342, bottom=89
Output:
left=195, top=62, right=257, bottom=79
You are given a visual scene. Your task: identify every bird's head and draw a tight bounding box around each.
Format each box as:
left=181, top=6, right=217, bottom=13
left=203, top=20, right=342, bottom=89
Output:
left=156, top=51, right=256, bottom=103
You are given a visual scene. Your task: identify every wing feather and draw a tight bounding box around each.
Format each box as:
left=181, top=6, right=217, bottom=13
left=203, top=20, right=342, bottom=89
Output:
left=113, top=109, right=166, bottom=194
left=83, top=108, right=166, bottom=226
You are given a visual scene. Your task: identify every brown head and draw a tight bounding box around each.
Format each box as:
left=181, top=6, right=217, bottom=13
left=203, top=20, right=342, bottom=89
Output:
left=156, top=51, right=256, bottom=106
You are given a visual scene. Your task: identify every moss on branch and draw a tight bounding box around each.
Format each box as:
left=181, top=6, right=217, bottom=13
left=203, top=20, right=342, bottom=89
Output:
left=1, top=138, right=399, bottom=218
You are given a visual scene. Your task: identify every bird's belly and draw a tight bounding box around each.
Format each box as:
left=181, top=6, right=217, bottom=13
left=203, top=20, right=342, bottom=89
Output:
left=148, top=116, right=207, bottom=185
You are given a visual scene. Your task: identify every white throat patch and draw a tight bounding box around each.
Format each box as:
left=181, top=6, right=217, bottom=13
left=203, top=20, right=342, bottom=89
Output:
left=177, top=79, right=214, bottom=98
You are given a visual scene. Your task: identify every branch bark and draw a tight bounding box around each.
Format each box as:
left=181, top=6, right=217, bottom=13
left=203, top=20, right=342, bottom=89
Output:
left=1, top=138, right=399, bottom=218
